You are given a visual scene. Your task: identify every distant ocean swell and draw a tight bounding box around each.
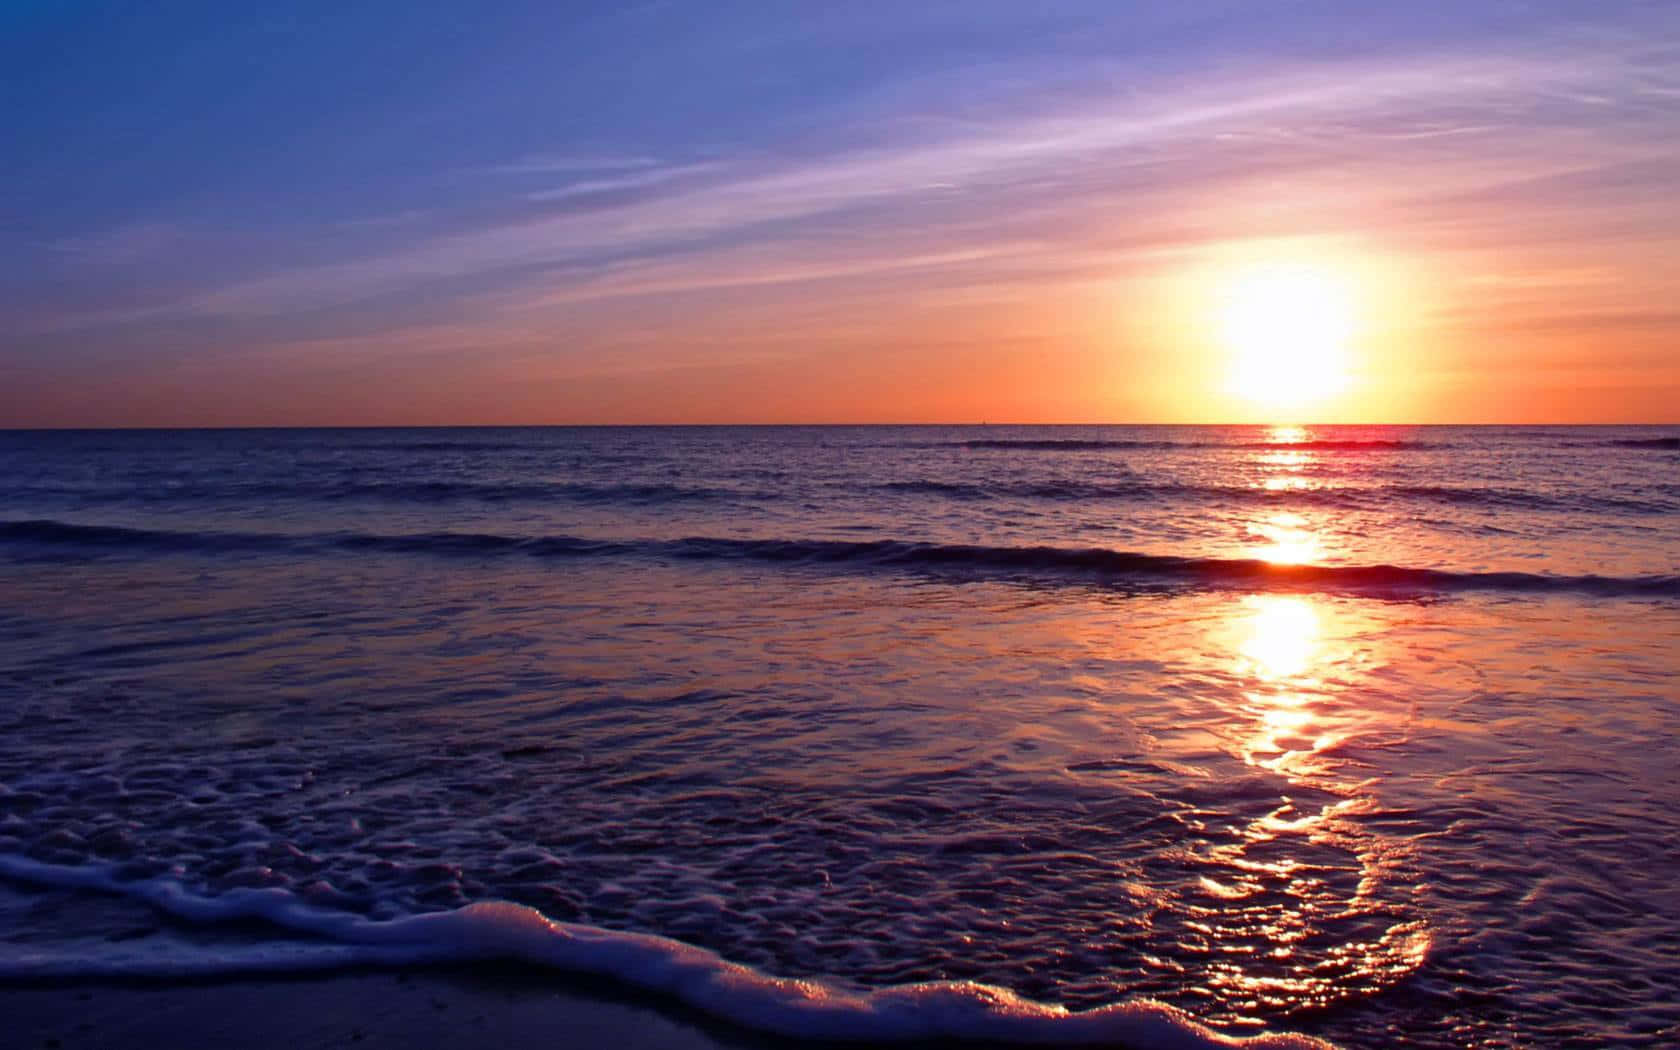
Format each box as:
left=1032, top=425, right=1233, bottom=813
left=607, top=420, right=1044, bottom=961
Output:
left=15, top=478, right=1676, bottom=516
left=0, top=855, right=1329, bottom=1049
left=6, top=519, right=1676, bottom=598
left=954, top=436, right=1675, bottom=451
left=874, top=480, right=1678, bottom=515
left=13, top=480, right=749, bottom=506
left=957, top=438, right=1429, bottom=451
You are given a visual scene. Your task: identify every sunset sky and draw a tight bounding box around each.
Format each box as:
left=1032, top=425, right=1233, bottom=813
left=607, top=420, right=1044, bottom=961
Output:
left=4, top=2, right=1678, bottom=426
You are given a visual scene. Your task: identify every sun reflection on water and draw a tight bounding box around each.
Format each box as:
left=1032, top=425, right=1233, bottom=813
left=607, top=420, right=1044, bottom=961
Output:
left=1244, top=512, right=1323, bottom=566
left=1234, top=595, right=1336, bottom=778
left=1178, top=591, right=1431, bottom=1023
left=1238, top=594, right=1321, bottom=680
left=1248, top=428, right=1330, bottom=509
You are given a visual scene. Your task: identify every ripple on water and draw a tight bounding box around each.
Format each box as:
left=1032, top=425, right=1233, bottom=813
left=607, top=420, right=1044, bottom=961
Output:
left=1, top=550, right=1678, bottom=1048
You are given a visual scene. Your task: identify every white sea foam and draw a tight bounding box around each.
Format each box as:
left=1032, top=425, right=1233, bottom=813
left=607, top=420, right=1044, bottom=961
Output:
left=0, top=854, right=1333, bottom=1049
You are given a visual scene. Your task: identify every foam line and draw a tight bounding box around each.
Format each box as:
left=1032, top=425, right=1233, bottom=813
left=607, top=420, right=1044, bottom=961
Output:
left=0, top=855, right=1332, bottom=1048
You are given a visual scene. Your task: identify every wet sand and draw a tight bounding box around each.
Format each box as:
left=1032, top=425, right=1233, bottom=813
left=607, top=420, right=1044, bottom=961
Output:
left=4, top=967, right=793, bottom=1050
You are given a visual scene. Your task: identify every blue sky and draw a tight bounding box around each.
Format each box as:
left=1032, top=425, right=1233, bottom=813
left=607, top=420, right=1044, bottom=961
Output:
left=4, top=2, right=1678, bottom=423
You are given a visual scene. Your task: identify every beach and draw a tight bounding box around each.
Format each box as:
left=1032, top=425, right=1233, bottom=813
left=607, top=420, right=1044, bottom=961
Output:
left=11, top=2, right=1680, bottom=1045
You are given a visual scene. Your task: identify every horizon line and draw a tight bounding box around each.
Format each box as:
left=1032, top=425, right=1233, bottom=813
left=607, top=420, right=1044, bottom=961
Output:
left=3, top=421, right=1678, bottom=432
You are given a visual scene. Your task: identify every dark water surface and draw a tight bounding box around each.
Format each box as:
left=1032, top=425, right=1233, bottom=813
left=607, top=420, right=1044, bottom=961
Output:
left=2, top=425, right=1677, bottom=1048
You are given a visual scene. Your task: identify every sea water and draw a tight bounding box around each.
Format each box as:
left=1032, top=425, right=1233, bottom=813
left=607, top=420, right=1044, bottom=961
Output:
left=1, top=425, right=1676, bottom=1048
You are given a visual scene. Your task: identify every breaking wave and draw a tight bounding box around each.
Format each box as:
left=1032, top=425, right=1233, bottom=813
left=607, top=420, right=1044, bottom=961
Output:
left=0, top=855, right=1330, bottom=1049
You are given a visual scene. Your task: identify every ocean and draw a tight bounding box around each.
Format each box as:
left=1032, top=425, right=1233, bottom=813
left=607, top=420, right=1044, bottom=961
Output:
left=1, top=424, right=1677, bottom=1048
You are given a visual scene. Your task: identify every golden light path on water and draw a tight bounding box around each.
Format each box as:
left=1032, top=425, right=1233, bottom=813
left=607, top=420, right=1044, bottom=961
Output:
left=1172, top=427, right=1431, bottom=1024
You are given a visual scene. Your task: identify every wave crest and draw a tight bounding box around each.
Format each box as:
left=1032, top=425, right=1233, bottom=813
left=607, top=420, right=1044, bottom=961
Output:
left=4, top=519, right=1675, bottom=597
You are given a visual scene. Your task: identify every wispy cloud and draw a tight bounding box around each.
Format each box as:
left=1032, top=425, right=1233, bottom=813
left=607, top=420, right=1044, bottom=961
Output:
left=23, top=15, right=1680, bottom=346
left=477, top=153, right=663, bottom=176
left=49, top=222, right=190, bottom=265
left=523, top=162, right=721, bottom=202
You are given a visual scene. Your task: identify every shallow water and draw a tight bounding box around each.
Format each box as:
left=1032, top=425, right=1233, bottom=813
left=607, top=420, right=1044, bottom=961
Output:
left=2, top=425, right=1677, bottom=1048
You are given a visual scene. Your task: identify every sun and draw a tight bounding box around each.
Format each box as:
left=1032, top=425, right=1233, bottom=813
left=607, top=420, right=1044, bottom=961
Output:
left=1216, top=261, right=1357, bottom=413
